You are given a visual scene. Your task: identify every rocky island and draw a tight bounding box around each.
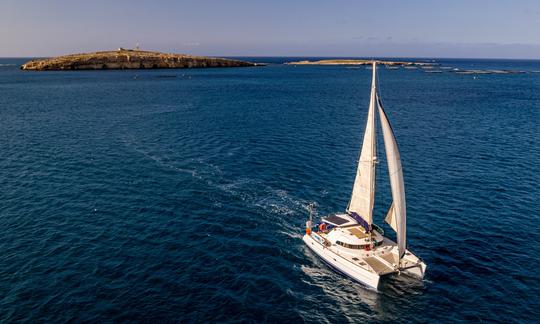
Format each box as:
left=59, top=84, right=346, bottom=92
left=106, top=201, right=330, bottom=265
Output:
left=285, top=59, right=435, bottom=66
left=21, top=49, right=260, bottom=70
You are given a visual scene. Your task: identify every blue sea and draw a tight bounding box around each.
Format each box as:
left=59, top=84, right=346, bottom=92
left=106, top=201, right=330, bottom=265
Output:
left=0, top=57, right=539, bottom=322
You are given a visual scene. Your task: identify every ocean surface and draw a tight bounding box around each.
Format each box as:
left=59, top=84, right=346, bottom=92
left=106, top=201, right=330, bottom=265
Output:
left=0, top=57, right=539, bottom=322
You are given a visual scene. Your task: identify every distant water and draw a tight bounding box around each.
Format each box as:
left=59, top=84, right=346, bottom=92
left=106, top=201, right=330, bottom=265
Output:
left=0, top=57, right=539, bottom=322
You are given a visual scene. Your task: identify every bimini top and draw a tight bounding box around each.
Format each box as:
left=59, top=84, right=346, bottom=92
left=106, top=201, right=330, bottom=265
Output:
left=326, top=226, right=372, bottom=246
left=322, top=214, right=357, bottom=227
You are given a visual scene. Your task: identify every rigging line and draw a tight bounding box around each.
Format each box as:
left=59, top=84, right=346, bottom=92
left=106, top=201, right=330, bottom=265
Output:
left=373, top=62, right=386, bottom=216
left=377, top=94, right=405, bottom=180
left=375, top=65, right=383, bottom=108
left=388, top=166, right=404, bottom=178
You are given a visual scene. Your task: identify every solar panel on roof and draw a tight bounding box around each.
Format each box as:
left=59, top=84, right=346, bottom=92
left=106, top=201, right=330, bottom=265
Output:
left=323, top=215, right=349, bottom=225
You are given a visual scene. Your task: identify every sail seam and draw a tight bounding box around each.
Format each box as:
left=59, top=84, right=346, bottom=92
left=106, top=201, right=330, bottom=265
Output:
left=388, top=167, right=403, bottom=177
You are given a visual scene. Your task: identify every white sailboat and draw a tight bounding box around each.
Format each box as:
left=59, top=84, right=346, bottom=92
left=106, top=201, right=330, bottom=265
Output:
left=303, top=61, right=426, bottom=290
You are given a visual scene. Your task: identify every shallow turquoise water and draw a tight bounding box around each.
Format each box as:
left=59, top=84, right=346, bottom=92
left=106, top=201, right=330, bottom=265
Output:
left=0, top=58, right=539, bottom=322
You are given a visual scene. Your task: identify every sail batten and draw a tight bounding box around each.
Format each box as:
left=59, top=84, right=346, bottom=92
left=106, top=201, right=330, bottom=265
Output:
left=377, top=97, right=407, bottom=260
left=347, top=62, right=377, bottom=226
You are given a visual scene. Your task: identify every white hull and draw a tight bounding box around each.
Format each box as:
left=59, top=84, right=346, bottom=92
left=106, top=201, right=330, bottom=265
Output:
left=303, top=233, right=380, bottom=289
left=303, top=232, right=426, bottom=290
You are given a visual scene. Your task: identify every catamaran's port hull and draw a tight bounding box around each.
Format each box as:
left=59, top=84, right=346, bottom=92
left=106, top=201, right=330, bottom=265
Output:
left=303, top=234, right=381, bottom=289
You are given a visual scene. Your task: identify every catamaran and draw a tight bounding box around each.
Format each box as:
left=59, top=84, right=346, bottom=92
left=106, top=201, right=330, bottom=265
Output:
left=303, top=61, right=426, bottom=290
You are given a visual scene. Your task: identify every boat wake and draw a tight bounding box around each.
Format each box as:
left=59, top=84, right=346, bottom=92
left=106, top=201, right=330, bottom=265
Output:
left=121, top=126, right=313, bottom=237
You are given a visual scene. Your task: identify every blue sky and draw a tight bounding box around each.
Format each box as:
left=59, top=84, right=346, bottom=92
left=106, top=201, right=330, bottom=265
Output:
left=1, top=0, right=539, bottom=58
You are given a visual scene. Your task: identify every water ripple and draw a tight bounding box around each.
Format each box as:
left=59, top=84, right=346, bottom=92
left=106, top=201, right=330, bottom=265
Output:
left=0, top=59, right=539, bottom=322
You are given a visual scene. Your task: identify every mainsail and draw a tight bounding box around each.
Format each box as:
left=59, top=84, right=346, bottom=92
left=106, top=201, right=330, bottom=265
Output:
left=347, top=62, right=377, bottom=226
left=377, top=97, right=407, bottom=259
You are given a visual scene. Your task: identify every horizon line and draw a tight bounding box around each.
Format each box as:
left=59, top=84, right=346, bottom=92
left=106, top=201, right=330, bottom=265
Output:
left=2, top=55, right=539, bottom=61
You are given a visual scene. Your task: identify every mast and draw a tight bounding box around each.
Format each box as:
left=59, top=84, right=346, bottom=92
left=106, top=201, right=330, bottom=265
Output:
left=347, top=61, right=378, bottom=229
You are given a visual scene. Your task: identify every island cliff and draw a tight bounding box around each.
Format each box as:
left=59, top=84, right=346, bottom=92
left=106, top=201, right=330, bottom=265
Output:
left=21, top=49, right=259, bottom=70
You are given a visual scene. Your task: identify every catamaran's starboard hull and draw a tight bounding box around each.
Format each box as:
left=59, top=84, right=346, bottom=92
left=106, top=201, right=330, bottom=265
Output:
left=402, top=261, right=427, bottom=279
left=303, top=234, right=381, bottom=290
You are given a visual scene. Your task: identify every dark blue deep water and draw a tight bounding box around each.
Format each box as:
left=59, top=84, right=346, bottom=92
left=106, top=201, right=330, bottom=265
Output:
left=0, top=58, right=539, bottom=322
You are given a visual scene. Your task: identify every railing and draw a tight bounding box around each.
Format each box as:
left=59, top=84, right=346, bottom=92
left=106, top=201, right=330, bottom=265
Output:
left=310, top=233, right=377, bottom=274
left=372, top=223, right=385, bottom=236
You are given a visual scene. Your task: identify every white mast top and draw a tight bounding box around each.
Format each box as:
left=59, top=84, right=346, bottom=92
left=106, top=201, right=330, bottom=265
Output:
left=347, top=61, right=378, bottom=226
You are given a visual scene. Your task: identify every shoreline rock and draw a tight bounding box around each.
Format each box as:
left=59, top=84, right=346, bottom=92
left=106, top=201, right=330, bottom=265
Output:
left=21, top=49, right=261, bottom=71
